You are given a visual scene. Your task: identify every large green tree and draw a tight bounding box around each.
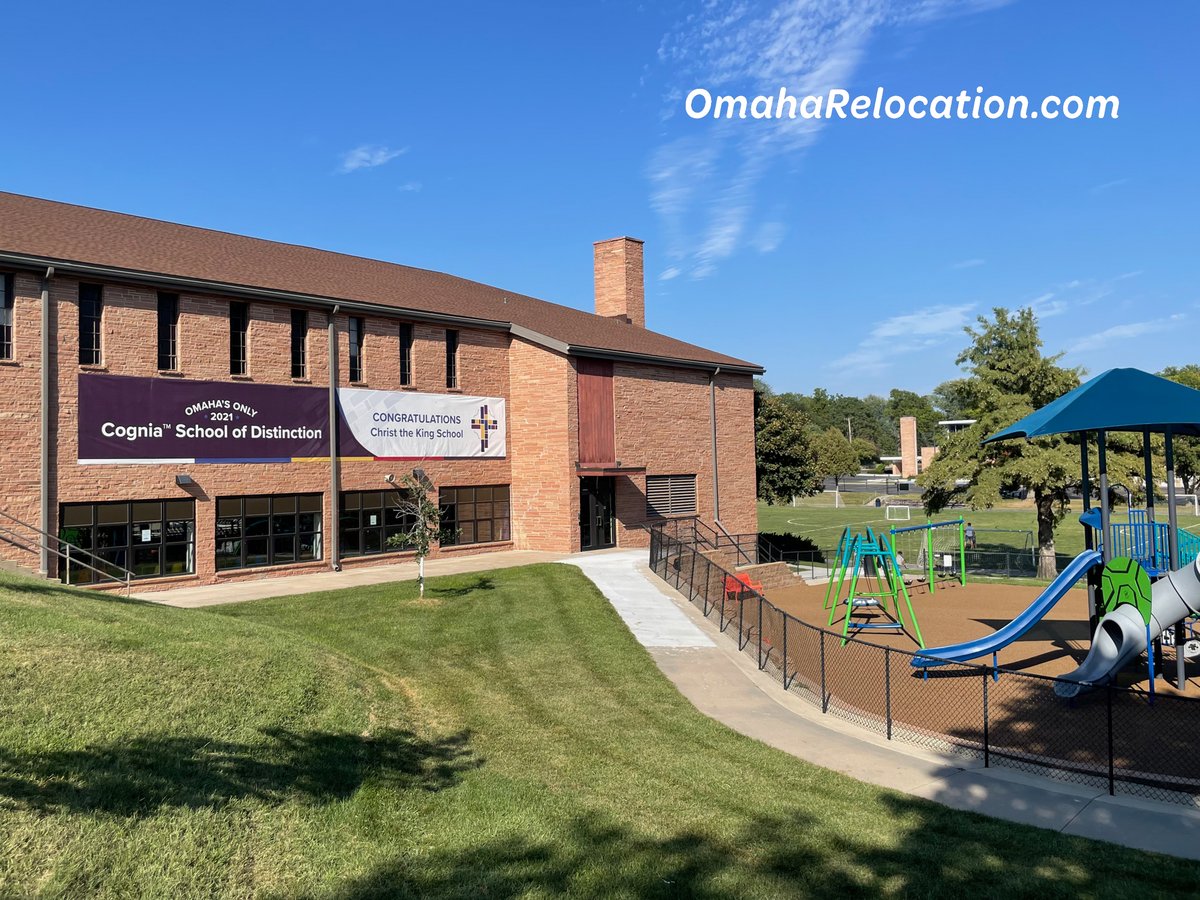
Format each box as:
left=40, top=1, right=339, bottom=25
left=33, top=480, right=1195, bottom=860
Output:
left=1160, top=365, right=1200, bottom=496
left=918, top=308, right=1082, bottom=578
left=755, top=389, right=819, bottom=504
left=812, top=427, right=859, bottom=507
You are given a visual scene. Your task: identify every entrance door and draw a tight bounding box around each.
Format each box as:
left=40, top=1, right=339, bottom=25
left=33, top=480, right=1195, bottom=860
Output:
left=579, top=476, right=616, bottom=551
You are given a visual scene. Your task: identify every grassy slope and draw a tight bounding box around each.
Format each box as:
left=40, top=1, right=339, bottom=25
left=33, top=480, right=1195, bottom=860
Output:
left=2, top=566, right=1198, bottom=897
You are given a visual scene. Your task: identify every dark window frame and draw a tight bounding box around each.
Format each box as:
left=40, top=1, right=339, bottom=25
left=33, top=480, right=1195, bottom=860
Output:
left=291, top=309, right=308, bottom=379
left=445, top=328, right=459, bottom=389
left=58, top=499, right=196, bottom=583
left=157, top=292, right=180, bottom=371
left=0, top=272, right=12, bottom=360
left=79, top=283, right=103, bottom=366
left=348, top=316, right=365, bottom=383
left=229, top=301, right=249, bottom=376
left=399, top=322, right=414, bottom=386
left=439, top=485, right=511, bottom=546
left=215, top=493, right=323, bottom=571
left=339, top=490, right=418, bottom=558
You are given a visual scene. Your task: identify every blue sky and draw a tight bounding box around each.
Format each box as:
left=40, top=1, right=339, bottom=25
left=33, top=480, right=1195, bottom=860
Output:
left=2, top=1, right=1197, bottom=397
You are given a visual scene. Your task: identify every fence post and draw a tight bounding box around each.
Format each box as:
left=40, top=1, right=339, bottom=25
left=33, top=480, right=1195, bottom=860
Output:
left=739, top=594, right=745, bottom=651
left=757, top=595, right=764, bottom=669
left=982, top=670, right=990, bottom=767
left=1107, top=683, right=1115, bottom=796
left=1005, top=551, right=1011, bottom=577
left=703, top=563, right=711, bottom=616
left=885, top=647, right=892, bottom=740
left=688, top=549, right=697, bottom=598
left=820, top=631, right=828, bottom=713
left=782, top=615, right=789, bottom=689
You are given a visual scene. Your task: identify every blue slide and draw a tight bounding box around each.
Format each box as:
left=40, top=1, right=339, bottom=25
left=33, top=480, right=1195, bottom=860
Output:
left=911, top=549, right=1102, bottom=668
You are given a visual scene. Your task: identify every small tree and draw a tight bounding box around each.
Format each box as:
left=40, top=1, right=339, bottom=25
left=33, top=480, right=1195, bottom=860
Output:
left=384, top=475, right=453, bottom=597
left=755, top=390, right=819, bottom=504
left=1161, top=365, right=1200, bottom=495
left=813, top=427, right=859, bottom=507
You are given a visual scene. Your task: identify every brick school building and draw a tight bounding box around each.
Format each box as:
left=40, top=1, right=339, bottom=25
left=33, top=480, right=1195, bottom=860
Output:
left=0, top=193, right=760, bottom=589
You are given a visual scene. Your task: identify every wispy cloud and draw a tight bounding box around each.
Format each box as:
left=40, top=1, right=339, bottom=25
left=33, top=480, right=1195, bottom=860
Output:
left=398, top=181, right=423, bottom=193
left=831, top=303, right=974, bottom=373
left=649, top=0, right=1012, bottom=279
left=337, top=144, right=408, bottom=174
left=1090, top=177, right=1129, bottom=194
left=951, top=258, right=985, bottom=270
left=1070, top=314, right=1185, bottom=354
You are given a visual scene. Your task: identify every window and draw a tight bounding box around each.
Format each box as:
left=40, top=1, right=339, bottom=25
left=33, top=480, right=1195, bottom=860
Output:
left=216, top=494, right=323, bottom=570
left=157, top=292, right=179, bottom=371
left=646, top=475, right=697, bottom=517
left=340, top=491, right=417, bottom=557
left=58, top=499, right=195, bottom=583
left=79, top=283, right=103, bottom=365
left=399, top=323, right=413, bottom=386
left=291, top=309, right=308, bottom=379
left=349, top=316, right=365, bottom=382
left=0, top=273, right=12, bottom=360
left=439, top=485, right=510, bottom=546
left=229, top=301, right=249, bottom=376
left=445, top=329, right=459, bottom=388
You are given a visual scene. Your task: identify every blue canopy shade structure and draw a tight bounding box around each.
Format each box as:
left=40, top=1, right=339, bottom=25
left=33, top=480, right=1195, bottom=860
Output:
left=983, top=368, right=1200, bottom=444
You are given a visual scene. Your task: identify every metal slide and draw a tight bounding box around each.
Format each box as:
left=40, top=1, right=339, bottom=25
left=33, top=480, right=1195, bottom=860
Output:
left=1054, top=557, right=1200, bottom=698
left=911, top=550, right=1103, bottom=669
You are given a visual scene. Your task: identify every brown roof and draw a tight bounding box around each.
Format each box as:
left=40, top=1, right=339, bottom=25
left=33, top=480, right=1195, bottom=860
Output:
left=0, top=192, right=762, bottom=373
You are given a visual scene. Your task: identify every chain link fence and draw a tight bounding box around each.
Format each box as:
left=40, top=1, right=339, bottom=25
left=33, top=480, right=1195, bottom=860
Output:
left=649, top=524, right=1200, bottom=807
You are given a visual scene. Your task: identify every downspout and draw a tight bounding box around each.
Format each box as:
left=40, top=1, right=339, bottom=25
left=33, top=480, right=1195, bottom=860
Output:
left=328, top=306, right=341, bottom=571
left=39, top=266, right=55, bottom=576
left=710, top=366, right=721, bottom=524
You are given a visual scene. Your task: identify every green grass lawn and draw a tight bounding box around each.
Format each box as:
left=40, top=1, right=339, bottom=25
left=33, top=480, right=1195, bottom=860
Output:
left=760, top=499, right=1200, bottom=560
left=2, top=566, right=1199, bottom=897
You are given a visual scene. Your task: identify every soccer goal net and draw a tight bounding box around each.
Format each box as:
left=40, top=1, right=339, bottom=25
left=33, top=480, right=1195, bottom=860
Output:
left=885, top=505, right=912, bottom=521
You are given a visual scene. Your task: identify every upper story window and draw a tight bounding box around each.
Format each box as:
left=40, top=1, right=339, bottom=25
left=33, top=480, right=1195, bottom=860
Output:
left=157, top=292, right=179, bottom=371
left=229, top=301, right=249, bottom=376
left=445, top=328, right=459, bottom=389
left=349, top=316, right=365, bottom=382
left=0, top=273, right=12, bottom=361
left=399, top=323, right=413, bottom=386
left=79, top=283, right=103, bottom=366
left=291, top=309, right=308, bottom=379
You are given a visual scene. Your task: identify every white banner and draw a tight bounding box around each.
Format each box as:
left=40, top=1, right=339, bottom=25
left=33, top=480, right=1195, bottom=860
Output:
left=338, top=387, right=506, bottom=459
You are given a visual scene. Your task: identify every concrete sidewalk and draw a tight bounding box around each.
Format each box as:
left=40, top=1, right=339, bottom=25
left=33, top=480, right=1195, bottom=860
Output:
left=567, top=550, right=1200, bottom=862
left=136, top=550, right=565, bottom=608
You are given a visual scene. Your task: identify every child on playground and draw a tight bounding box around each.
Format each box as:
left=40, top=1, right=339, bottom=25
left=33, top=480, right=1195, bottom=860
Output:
left=965, top=522, right=976, bottom=549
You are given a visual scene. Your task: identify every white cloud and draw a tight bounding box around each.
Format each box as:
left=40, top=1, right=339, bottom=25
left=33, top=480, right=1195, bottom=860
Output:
left=951, top=258, right=985, bottom=269
left=337, top=144, right=408, bottom=174
left=831, top=303, right=973, bottom=370
left=1069, top=314, right=1185, bottom=354
left=649, top=0, right=1012, bottom=279
left=1090, top=177, right=1129, bottom=194
left=659, top=266, right=682, bottom=281
left=398, top=181, right=423, bottom=192
left=754, top=220, right=786, bottom=253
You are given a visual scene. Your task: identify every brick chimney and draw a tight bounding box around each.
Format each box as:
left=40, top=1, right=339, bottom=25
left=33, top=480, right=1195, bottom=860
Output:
left=593, top=237, right=644, bottom=327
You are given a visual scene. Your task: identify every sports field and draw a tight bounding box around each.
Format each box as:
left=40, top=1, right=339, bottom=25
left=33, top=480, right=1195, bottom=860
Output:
left=760, top=497, right=1200, bottom=561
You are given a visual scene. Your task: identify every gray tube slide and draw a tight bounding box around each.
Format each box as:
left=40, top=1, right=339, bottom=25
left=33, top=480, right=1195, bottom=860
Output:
left=1055, top=558, right=1200, bottom=698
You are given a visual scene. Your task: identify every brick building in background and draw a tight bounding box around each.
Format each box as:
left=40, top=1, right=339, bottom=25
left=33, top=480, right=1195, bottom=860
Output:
left=0, top=193, right=761, bottom=589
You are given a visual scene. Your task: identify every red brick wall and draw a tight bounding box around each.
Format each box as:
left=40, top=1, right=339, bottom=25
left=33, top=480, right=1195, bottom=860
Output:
left=611, top=364, right=756, bottom=548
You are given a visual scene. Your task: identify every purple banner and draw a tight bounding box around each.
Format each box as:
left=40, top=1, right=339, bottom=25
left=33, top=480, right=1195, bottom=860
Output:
left=77, top=374, right=330, bottom=464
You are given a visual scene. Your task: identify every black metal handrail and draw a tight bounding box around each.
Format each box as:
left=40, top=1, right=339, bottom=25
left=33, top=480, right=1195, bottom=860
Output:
left=0, top=509, right=134, bottom=596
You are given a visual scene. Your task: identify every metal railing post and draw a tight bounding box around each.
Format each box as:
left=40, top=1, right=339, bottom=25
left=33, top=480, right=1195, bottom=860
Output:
left=982, top=670, right=990, bottom=767
left=1107, top=684, right=1115, bottom=796
left=738, top=594, right=745, bottom=650
left=820, top=631, right=828, bottom=713
left=757, top=595, right=764, bottom=669
left=885, top=647, right=892, bottom=740
left=782, top=615, right=788, bottom=689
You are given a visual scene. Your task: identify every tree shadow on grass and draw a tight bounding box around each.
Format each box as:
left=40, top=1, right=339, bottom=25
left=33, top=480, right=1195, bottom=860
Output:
left=311, top=802, right=1195, bottom=899
left=0, top=728, right=479, bottom=818
left=428, top=576, right=495, bottom=598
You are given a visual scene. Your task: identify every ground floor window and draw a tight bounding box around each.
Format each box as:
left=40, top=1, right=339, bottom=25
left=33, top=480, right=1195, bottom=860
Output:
left=216, top=494, right=323, bottom=570
left=59, top=499, right=195, bottom=583
left=340, top=490, right=416, bottom=557
left=439, top=485, right=510, bottom=545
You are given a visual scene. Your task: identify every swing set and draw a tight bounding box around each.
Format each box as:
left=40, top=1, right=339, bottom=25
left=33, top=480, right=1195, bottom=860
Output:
left=823, top=526, right=925, bottom=648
